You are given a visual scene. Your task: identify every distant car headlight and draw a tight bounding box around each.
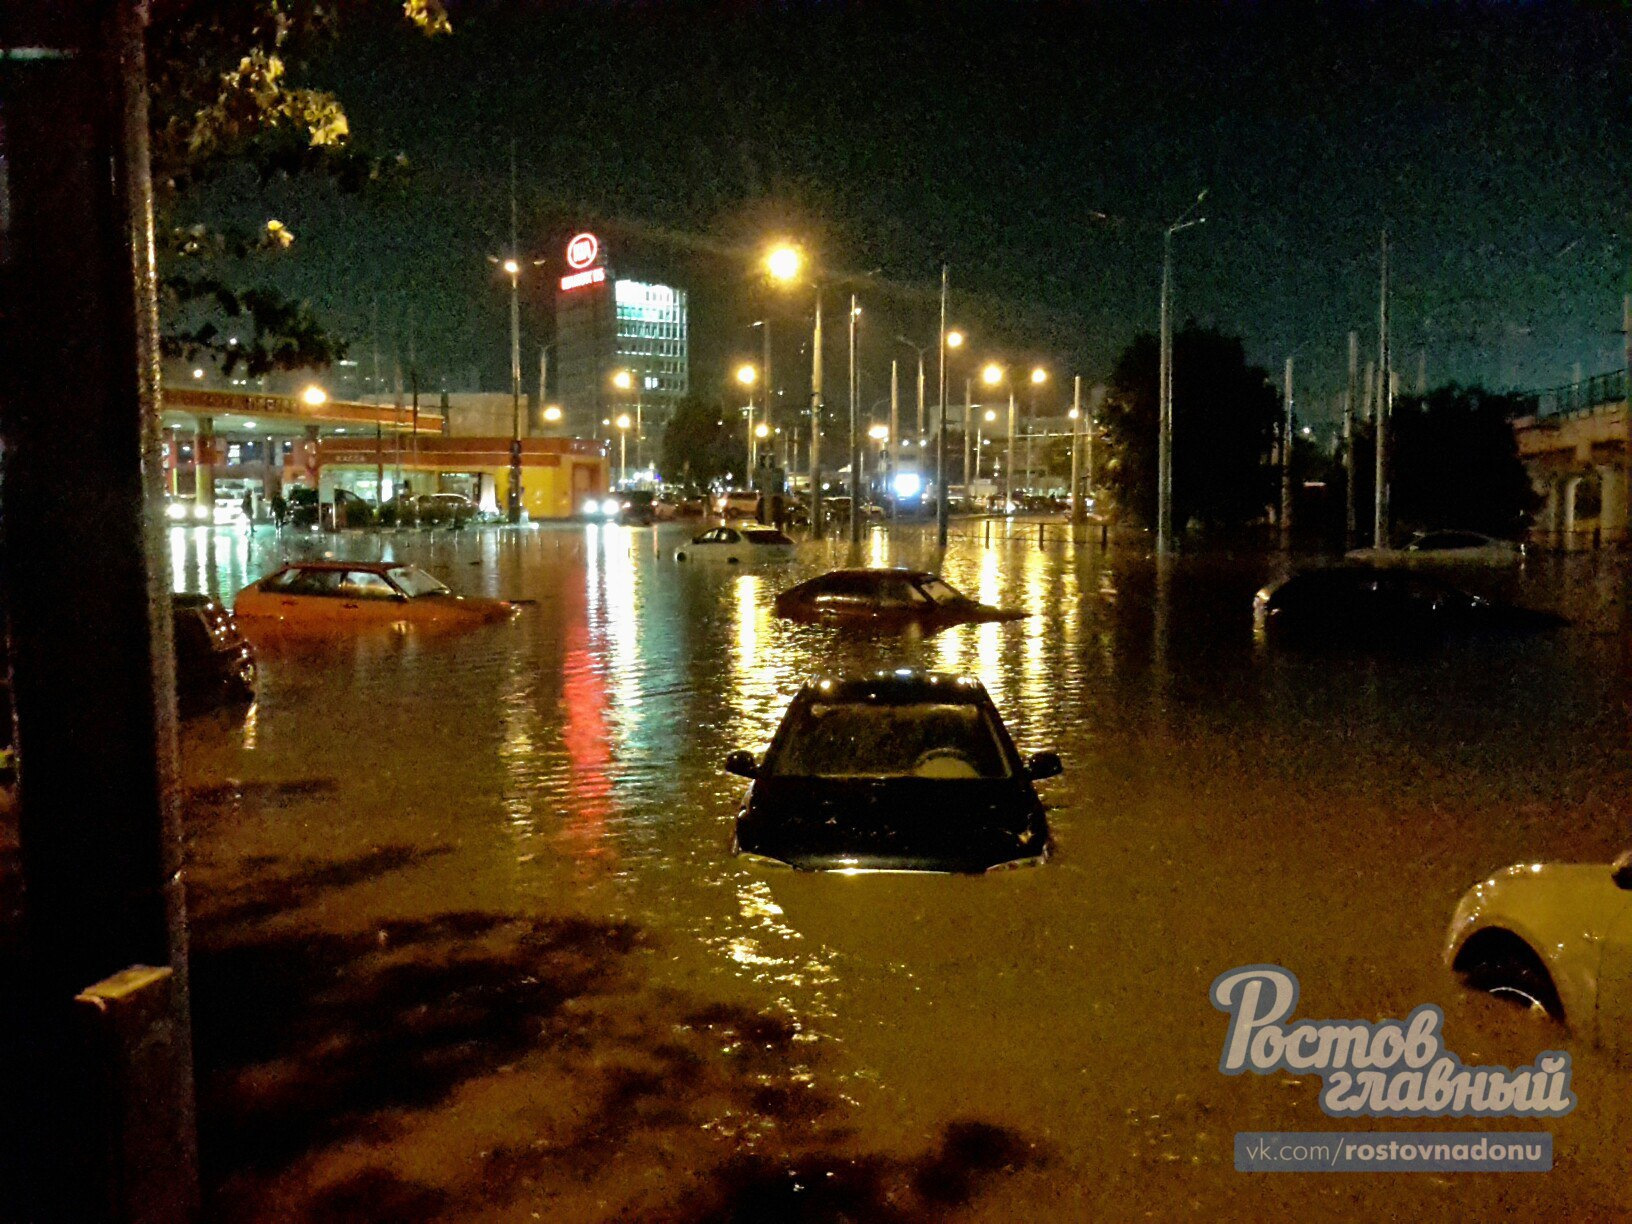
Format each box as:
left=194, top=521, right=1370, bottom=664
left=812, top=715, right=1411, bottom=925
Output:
left=600, top=499, right=621, bottom=517
left=192, top=504, right=212, bottom=522
left=165, top=502, right=189, bottom=521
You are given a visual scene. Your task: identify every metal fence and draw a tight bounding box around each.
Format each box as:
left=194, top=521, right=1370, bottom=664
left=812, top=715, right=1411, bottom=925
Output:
left=1515, top=370, right=1627, bottom=422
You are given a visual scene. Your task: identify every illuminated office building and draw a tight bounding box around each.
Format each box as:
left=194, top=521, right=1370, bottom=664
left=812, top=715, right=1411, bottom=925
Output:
left=554, top=231, right=688, bottom=450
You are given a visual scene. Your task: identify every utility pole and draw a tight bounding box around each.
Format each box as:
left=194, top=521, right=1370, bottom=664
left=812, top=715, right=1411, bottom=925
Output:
left=1281, top=355, right=1294, bottom=549
left=1069, top=375, right=1084, bottom=524
left=936, top=262, right=951, bottom=548
left=848, top=294, right=862, bottom=546
left=810, top=290, right=824, bottom=538
left=372, top=299, right=384, bottom=508
left=916, top=344, right=926, bottom=447
left=1087, top=385, right=1104, bottom=508
left=5, top=3, right=198, bottom=1216
left=889, top=359, right=900, bottom=522
left=505, top=143, right=523, bottom=524
left=962, top=376, right=974, bottom=499
left=1005, top=389, right=1017, bottom=514
left=1345, top=330, right=1358, bottom=547
left=1374, top=231, right=1391, bottom=550
left=1158, top=190, right=1207, bottom=555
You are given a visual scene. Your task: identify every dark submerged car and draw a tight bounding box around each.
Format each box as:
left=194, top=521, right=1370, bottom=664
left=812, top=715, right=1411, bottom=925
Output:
left=726, top=671, right=1059, bottom=873
left=171, top=594, right=257, bottom=714
left=774, top=568, right=1024, bottom=629
left=1253, top=567, right=1566, bottom=645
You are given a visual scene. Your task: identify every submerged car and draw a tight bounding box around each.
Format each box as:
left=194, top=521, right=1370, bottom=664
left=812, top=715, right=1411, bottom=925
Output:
left=774, top=568, right=1024, bottom=628
left=726, top=671, right=1059, bottom=873
left=674, top=525, right=796, bottom=563
left=234, top=561, right=516, bottom=629
left=1446, top=851, right=1632, bottom=1051
left=1347, top=530, right=1525, bottom=567
left=172, top=595, right=257, bottom=714
left=1253, top=567, right=1564, bottom=645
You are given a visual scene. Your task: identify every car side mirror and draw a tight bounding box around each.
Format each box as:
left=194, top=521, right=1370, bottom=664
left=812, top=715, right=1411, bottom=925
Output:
left=1025, top=751, right=1063, bottom=780
left=724, top=750, right=758, bottom=779
left=1612, top=849, right=1632, bottom=890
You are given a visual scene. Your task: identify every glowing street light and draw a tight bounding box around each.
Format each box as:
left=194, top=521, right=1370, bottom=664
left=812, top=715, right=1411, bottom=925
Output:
left=612, top=369, right=633, bottom=391
left=1024, top=367, right=1049, bottom=498
left=947, top=330, right=965, bottom=350
left=542, top=404, right=563, bottom=425
left=755, top=423, right=770, bottom=439
left=982, top=363, right=1004, bottom=386
left=301, top=385, right=327, bottom=407
left=766, top=244, right=804, bottom=283
left=736, top=364, right=757, bottom=386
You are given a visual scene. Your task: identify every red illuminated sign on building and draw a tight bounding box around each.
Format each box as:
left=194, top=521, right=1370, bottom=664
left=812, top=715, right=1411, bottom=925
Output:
left=560, top=266, right=607, bottom=292
left=565, top=232, right=600, bottom=270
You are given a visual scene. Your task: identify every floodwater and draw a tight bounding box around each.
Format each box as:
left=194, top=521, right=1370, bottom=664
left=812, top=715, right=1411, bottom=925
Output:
left=172, top=521, right=1632, bottom=1221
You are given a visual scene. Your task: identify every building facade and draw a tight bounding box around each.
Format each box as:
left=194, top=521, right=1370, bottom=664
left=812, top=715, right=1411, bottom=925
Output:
left=553, top=231, right=688, bottom=471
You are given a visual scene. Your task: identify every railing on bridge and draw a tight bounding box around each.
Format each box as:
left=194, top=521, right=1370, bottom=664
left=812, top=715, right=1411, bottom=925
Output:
left=1515, top=370, right=1627, bottom=423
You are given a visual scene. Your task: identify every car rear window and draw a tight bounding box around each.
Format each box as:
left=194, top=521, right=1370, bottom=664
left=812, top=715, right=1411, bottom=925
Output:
left=767, top=701, right=1011, bottom=779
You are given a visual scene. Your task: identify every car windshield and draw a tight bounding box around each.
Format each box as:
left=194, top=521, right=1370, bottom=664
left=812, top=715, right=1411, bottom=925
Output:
left=388, top=566, right=450, bottom=598
left=767, top=701, right=1011, bottom=779
left=744, top=529, right=793, bottom=545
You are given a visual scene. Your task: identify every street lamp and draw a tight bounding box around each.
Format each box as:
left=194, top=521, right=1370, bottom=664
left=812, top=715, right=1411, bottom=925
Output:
left=611, top=370, right=636, bottom=485
left=981, top=364, right=1018, bottom=513
left=542, top=404, right=563, bottom=426
left=615, top=412, right=632, bottom=485
left=867, top=423, right=888, bottom=507
left=736, top=362, right=758, bottom=470
left=766, top=242, right=824, bottom=537
left=487, top=244, right=526, bottom=524
left=1025, top=366, right=1048, bottom=500
left=1159, top=188, right=1208, bottom=556
left=300, top=384, right=327, bottom=407
left=975, top=408, right=996, bottom=481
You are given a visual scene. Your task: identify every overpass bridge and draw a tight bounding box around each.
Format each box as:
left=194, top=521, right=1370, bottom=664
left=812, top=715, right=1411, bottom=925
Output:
left=1512, top=371, right=1630, bottom=548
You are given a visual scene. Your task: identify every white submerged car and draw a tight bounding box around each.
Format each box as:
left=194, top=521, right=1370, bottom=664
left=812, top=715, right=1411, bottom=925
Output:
left=674, top=525, right=796, bottom=564
left=1445, top=850, right=1632, bottom=1053
left=1347, top=530, right=1525, bottom=567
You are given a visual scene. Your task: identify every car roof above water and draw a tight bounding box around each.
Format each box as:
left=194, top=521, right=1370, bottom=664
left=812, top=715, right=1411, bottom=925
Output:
left=800, top=669, right=989, bottom=705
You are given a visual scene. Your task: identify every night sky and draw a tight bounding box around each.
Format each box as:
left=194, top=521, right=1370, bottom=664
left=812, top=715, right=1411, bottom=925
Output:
left=249, top=2, right=1632, bottom=422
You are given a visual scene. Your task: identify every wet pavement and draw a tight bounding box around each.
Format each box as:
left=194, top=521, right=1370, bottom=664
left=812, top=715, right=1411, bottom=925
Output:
left=169, top=520, right=1632, bottom=1220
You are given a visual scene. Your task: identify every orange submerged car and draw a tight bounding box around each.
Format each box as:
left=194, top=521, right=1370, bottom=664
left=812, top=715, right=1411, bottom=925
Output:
left=234, top=560, right=517, bottom=630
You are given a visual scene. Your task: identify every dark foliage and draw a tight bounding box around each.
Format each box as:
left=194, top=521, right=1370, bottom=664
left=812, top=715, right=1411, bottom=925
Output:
left=661, top=394, right=748, bottom=485
left=1100, top=323, right=1281, bottom=530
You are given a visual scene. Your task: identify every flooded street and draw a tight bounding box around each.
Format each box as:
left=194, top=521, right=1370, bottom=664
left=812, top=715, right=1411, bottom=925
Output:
left=174, top=523, right=1632, bottom=1221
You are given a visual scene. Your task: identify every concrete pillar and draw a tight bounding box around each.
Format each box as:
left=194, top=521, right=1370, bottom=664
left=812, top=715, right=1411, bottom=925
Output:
left=192, top=416, right=214, bottom=513
left=1540, top=478, right=1561, bottom=543
left=261, top=438, right=280, bottom=501
left=1562, top=474, right=1584, bottom=550
left=1598, top=465, right=1628, bottom=548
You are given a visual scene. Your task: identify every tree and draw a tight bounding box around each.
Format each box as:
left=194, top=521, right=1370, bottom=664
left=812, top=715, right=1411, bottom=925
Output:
left=147, top=2, right=449, bottom=376
left=1099, top=323, right=1280, bottom=531
left=1384, top=385, right=1537, bottom=537
left=661, top=395, right=747, bottom=486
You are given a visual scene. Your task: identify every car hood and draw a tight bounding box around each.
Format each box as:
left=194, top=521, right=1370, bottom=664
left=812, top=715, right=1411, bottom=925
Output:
left=738, top=777, right=1045, bottom=872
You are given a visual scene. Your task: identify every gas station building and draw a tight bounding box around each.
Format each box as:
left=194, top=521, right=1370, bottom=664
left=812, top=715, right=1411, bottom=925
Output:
left=161, top=385, right=608, bottom=520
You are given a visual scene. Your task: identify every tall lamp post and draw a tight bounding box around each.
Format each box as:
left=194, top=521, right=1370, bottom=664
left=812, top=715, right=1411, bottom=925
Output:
left=982, top=362, right=1015, bottom=512
left=1158, top=188, right=1208, bottom=556
left=848, top=295, right=862, bottom=545
left=615, top=413, right=632, bottom=486
left=486, top=252, right=525, bottom=523
left=975, top=408, right=996, bottom=482
left=936, top=306, right=960, bottom=548
left=766, top=243, right=824, bottom=537
left=736, top=363, right=758, bottom=471
left=1025, top=366, right=1047, bottom=500
left=611, top=369, right=633, bottom=488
